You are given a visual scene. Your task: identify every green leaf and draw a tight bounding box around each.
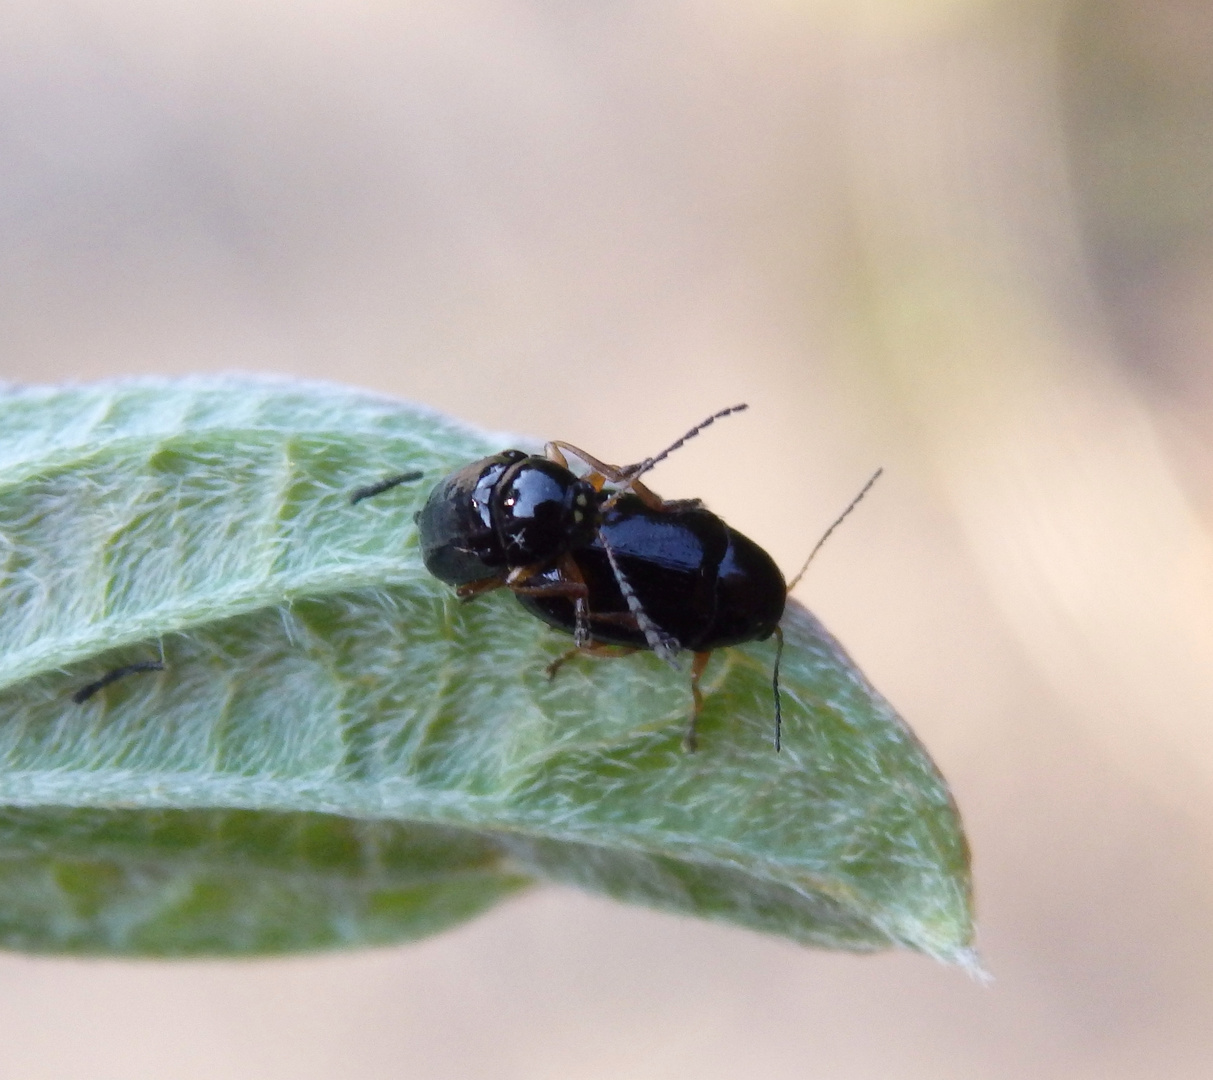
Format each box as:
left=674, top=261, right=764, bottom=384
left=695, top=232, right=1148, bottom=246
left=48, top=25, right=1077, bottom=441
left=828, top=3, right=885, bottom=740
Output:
left=0, top=377, right=974, bottom=963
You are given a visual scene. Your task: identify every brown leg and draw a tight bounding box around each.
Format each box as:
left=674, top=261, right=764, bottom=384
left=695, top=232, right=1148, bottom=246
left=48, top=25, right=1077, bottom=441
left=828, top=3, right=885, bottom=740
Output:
left=684, top=650, right=714, bottom=752
left=546, top=441, right=666, bottom=511
left=545, top=641, right=638, bottom=680
left=455, top=575, right=507, bottom=600
left=457, top=565, right=582, bottom=602
left=609, top=475, right=664, bottom=510
left=546, top=441, right=626, bottom=481
left=504, top=557, right=593, bottom=644
left=506, top=574, right=589, bottom=602
left=584, top=611, right=641, bottom=630
left=553, top=553, right=590, bottom=645
left=455, top=563, right=596, bottom=649
left=547, top=443, right=610, bottom=492
left=505, top=562, right=546, bottom=588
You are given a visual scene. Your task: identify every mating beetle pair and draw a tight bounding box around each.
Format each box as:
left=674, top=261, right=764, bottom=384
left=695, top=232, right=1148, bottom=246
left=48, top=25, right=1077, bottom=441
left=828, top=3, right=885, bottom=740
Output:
left=76, top=405, right=874, bottom=752
left=355, top=405, right=878, bottom=751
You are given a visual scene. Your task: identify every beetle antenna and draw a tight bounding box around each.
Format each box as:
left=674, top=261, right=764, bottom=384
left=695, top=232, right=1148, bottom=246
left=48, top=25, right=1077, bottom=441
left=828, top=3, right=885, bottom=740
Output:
left=602, top=404, right=748, bottom=510
left=598, top=529, right=683, bottom=669
left=772, top=626, right=784, bottom=752
left=73, top=660, right=166, bottom=704
left=350, top=470, right=424, bottom=504
left=786, top=467, right=883, bottom=592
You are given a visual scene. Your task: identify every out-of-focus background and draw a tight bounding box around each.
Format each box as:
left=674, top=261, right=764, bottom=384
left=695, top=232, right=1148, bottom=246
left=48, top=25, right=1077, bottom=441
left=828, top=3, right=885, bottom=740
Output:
left=3, top=1, right=1213, bottom=1076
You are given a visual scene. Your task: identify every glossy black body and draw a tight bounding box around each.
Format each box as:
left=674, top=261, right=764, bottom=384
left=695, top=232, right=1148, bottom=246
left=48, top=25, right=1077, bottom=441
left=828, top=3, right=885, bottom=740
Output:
left=387, top=413, right=794, bottom=749
left=416, top=450, right=597, bottom=586
left=515, top=493, right=786, bottom=651
left=416, top=443, right=786, bottom=654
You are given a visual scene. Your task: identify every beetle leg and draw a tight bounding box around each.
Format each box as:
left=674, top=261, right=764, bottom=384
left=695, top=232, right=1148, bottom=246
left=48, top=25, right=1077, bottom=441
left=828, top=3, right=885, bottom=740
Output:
left=505, top=561, right=592, bottom=644
left=543, top=443, right=570, bottom=469
left=505, top=582, right=588, bottom=600
left=584, top=611, right=640, bottom=629
left=505, top=563, right=546, bottom=588
left=546, top=442, right=610, bottom=492
left=510, top=553, right=591, bottom=645
left=547, top=441, right=665, bottom=510
left=506, top=577, right=591, bottom=601
left=460, top=566, right=592, bottom=646
left=505, top=560, right=586, bottom=596
left=546, top=441, right=618, bottom=478
left=558, top=553, right=591, bottom=645
left=455, top=575, right=507, bottom=600
left=684, top=650, right=714, bottom=752
left=545, top=642, right=637, bottom=680
left=458, top=563, right=592, bottom=648
left=610, top=475, right=664, bottom=510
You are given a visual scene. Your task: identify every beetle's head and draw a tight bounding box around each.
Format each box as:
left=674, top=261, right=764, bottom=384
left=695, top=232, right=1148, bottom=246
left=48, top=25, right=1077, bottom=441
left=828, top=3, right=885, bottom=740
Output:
left=493, top=457, right=598, bottom=565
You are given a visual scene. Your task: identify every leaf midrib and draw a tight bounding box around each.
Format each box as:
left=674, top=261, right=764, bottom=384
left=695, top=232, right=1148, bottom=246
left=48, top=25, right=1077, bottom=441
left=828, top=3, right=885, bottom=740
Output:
left=0, top=766, right=893, bottom=907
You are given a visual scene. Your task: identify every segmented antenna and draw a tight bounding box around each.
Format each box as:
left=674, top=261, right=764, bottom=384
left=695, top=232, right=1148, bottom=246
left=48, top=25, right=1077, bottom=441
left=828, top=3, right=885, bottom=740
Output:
left=350, top=470, right=424, bottom=504
left=593, top=405, right=747, bottom=668
left=73, top=661, right=166, bottom=704
left=786, top=467, right=883, bottom=592
left=772, top=626, right=785, bottom=752
left=598, top=530, right=682, bottom=669
left=601, top=404, right=748, bottom=510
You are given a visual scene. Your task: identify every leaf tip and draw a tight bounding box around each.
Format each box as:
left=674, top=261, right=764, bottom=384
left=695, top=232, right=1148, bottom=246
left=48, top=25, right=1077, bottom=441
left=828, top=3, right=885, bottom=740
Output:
left=950, top=944, right=990, bottom=982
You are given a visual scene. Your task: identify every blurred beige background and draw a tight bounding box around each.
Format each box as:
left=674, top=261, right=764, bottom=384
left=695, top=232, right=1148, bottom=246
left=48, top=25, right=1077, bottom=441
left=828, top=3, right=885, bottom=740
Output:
left=3, top=0, right=1213, bottom=1076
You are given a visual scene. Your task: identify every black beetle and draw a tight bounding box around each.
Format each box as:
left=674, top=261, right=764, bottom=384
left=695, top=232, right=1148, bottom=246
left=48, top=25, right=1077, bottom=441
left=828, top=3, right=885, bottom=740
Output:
left=355, top=406, right=879, bottom=751
left=510, top=485, right=787, bottom=751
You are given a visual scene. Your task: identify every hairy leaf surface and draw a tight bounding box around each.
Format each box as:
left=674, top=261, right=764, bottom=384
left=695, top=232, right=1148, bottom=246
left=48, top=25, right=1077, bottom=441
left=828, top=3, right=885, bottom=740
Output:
left=0, top=378, right=973, bottom=962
